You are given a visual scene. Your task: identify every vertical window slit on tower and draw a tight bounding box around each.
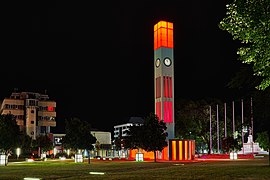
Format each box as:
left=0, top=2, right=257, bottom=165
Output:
left=163, top=76, right=172, bottom=98
left=156, top=77, right=161, bottom=98
left=155, top=101, right=161, bottom=120
left=169, top=77, right=172, bottom=98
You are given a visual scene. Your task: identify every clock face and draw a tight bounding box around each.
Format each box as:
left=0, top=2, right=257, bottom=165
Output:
left=164, top=57, right=171, bottom=66
left=155, top=58, right=160, bottom=67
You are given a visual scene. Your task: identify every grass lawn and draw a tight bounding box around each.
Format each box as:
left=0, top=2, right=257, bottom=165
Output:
left=0, top=156, right=269, bottom=180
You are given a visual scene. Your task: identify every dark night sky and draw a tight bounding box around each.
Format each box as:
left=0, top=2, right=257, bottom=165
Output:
left=3, top=1, right=243, bottom=133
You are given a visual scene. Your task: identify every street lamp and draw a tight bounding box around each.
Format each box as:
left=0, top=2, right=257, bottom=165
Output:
left=67, top=149, right=70, bottom=157
left=16, top=148, right=21, bottom=159
left=53, top=147, right=57, bottom=159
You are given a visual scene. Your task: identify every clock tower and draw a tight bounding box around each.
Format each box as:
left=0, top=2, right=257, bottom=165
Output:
left=154, top=20, right=174, bottom=140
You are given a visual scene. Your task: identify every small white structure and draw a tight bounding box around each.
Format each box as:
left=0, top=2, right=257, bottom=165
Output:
left=75, top=154, right=83, bottom=163
left=135, top=153, right=144, bottom=161
left=0, top=154, right=7, bottom=165
left=238, top=135, right=269, bottom=155
left=230, top=152, right=238, bottom=160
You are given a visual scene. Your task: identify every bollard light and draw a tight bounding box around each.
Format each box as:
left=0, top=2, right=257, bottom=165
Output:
left=16, top=148, right=21, bottom=159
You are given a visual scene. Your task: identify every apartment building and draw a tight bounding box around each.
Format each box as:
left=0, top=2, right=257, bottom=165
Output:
left=0, top=90, right=56, bottom=140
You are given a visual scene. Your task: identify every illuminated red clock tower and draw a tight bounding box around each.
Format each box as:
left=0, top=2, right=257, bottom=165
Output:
left=154, top=20, right=175, bottom=140
left=129, top=21, right=195, bottom=161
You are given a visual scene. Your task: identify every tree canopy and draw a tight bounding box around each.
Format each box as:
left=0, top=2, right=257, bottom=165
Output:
left=125, top=124, right=144, bottom=151
left=0, top=114, right=20, bottom=165
left=0, top=114, right=20, bottom=154
left=125, top=112, right=167, bottom=162
left=219, top=0, right=270, bottom=90
left=255, top=131, right=269, bottom=151
left=62, top=117, right=97, bottom=153
left=32, top=135, right=53, bottom=153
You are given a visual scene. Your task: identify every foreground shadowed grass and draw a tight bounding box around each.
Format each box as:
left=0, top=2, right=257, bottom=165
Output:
left=0, top=156, right=269, bottom=180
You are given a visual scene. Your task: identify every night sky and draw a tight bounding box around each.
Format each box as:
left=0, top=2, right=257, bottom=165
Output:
left=3, top=1, right=243, bottom=133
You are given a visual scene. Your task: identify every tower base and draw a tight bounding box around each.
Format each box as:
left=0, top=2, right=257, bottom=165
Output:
left=128, top=139, right=195, bottom=161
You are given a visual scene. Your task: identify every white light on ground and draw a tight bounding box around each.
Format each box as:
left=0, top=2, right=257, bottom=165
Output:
left=89, top=172, right=105, bottom=175
left=26, top=158, right=34, bottom=162
left=60, top=157, right=66, bottom=160
left=53, top=148, right=57, bottom=155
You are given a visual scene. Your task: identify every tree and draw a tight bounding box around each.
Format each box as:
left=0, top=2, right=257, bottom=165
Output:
left=32, top=135, right=53, bottom=156
left=140, top=113, right=168, bottom=162
left=219, top=0, right=270, bottom=90
left=125, top=113, right=167, bottom=162
left=62, top=117, right=97, bottom=163
left=175, top=99, right=220, bottom=154
left=114, top=135, right=124, bottom=151
left=226, top=65, right=270, bottom=165
left=222, top=136, right=242, bottom=153
left=0, top=114, right=20, bottom=165
left=19, top=134, right=33, bottom=157
left=255, top=131, right=269, bottom=151
left=124, top=124, right=144, bottom=152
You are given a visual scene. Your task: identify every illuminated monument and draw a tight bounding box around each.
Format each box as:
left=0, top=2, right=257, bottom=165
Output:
left=154, top=20, right=195, bottom=161
left=154, top=21, right=175, bottom=140
left=129, top=21, right=195, bottom=161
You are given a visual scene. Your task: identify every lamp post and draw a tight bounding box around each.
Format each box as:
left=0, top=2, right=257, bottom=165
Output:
left=16, top=148, right=21, bottom=160
left=53, top=147, right=57, bottom=159
left=217, top=104, right=220, bottom=154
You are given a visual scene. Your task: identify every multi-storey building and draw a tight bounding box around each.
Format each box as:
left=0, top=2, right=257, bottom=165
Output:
left=113, top=117, right=143, bottom=158
left=0, top=90, right=56, bottom=140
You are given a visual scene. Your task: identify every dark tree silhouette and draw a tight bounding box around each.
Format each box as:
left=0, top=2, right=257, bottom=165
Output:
left=62, top=117, right=96, bottom=163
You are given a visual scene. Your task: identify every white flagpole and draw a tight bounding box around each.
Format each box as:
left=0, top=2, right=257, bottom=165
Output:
left=232, top=101, right=235, bottom=137
left=209, top=106, right=212, bottom=154
left=241, top=99, right=244, bottom=154
left=224, top=102, right=227, bottom=138
left=250, top=97, right=254, bottom=138
left=217, top=104, right=220, bottom=154
left=250, top=97, right=254, bottom=155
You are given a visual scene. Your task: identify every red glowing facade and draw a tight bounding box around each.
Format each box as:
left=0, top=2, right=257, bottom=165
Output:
left=169, top=139, right=195, bottom=161
left=154, top=21, right=174, bottom=50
